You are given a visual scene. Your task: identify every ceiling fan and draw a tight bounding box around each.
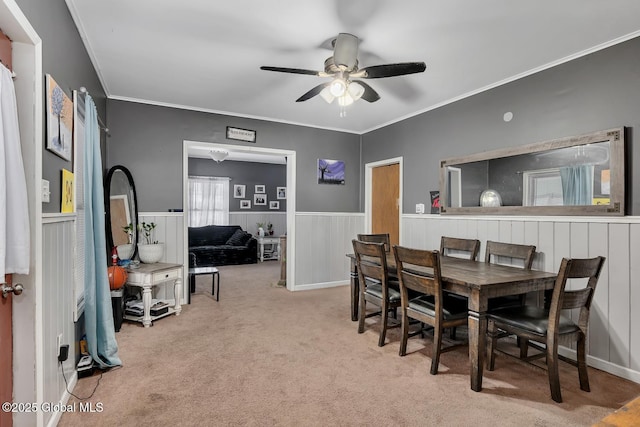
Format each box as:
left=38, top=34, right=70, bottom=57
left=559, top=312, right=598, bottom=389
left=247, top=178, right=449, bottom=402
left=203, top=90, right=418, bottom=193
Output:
left=260, top=33, right=426, bottom=109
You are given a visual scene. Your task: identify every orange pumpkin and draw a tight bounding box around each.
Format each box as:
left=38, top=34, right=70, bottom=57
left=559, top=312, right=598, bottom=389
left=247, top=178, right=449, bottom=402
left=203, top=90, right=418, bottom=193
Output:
left=107, top=265, right=128, bottom=290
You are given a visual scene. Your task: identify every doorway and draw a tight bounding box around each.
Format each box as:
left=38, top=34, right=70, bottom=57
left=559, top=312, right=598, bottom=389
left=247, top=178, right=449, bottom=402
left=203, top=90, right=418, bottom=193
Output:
left=365, top=157, right=402, bottom=246
left=182, top=141, right=297, bottom=290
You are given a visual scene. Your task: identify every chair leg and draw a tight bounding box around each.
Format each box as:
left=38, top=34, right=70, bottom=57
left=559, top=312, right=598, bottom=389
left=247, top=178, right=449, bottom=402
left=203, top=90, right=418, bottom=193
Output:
left=577, top=334, right=590, bottom=392
left=519, top=338, right=529, bottom=359
left=486, top=319, right=497, bottom=371
left=399, top=310, right=409, bottom=357
left=357, top=295, right=366, bottom=334
left=430, top=326, right=443, bottom=375
left=379, top=304, right=389, bottom=347
left=547, top=340, right=562, bottom=403
left=450, top=327, right=457, bottom=340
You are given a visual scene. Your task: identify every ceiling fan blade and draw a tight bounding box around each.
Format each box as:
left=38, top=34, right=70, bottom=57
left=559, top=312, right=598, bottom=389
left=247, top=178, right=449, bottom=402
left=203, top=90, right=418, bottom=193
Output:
left=357, top=62, right=426, bottom=79
left=352, top=80, right=380, bottom=102
left=260, top=66, right=322, bottom=76
left=296, top=82, right=331, bottom=102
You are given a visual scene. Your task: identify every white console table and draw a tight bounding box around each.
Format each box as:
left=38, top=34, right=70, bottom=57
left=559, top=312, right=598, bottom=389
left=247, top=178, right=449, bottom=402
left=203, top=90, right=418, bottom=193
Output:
left=257, top=236, right=280, bottom=262
left=123, top=262, right=183, bottom=327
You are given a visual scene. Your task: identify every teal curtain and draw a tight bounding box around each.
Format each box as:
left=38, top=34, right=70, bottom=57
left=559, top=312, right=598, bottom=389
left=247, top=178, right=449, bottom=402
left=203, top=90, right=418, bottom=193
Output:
left=560, top=165, right=593, bottom=206
left=84, top=95, right=121, bottom=368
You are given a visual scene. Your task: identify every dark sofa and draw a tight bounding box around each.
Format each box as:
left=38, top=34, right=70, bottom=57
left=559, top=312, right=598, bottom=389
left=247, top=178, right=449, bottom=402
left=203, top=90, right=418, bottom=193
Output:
left=188, top=225, right=257, bottom=267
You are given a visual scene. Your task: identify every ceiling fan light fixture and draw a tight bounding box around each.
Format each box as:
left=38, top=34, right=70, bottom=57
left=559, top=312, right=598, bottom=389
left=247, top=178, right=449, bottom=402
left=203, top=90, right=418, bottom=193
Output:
left=320, top=87, right=335, bottom=104
left=329, top=78, right=347, bottom=97
left=338, top=93, right=355, bottom=107
left=209, top=149, right=229, bottom=163
left=347, top=81, right=365, bottom=101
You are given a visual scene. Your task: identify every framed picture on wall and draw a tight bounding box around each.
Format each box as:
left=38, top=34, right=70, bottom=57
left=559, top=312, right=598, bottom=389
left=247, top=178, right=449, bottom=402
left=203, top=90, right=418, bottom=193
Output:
left=254, top=194, right=267, bottom=205
left=269, top=201, right=279, bottom=210
left=240, top=200, right=251, bottom=209
left=46, top=74, right=73, bottom=161
left=317, top=159, right=345, bottom=185
left=277, top=187, right=286, bottom=199
left=255, top=184, right=265, bottom=194
left=233, top=184, right=246, bottom=198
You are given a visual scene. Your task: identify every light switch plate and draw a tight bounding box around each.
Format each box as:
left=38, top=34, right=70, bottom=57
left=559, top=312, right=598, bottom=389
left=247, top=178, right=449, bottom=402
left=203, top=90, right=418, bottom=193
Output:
left=415, top=203, right=425, bottom=214
left=42, top=179, right=50, bottom=203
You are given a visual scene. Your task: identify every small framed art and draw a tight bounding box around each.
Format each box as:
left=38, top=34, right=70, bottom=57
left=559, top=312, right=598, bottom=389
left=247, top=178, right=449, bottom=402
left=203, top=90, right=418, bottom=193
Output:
left=269, top=201, right=279, bottom=210
left=234, top=184, right=246, bottom=198
left=254, top=194, right=267, bottom=206
left=277, top=187, right=286, bottom=199
left=255, top=184, right=265, bottom=193
left=240, top=200, right=251, bottom=209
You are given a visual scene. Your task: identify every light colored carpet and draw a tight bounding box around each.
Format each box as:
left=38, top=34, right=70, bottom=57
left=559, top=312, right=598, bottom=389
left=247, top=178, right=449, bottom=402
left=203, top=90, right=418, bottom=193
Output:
left=60, top=262, right=640, bottom=426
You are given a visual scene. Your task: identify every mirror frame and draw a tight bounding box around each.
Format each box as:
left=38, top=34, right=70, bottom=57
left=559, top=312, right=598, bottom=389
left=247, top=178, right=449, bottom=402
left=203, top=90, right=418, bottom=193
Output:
left=105, top=165, right=139, bottom=259
left=439, top=127, right=625, bottom=216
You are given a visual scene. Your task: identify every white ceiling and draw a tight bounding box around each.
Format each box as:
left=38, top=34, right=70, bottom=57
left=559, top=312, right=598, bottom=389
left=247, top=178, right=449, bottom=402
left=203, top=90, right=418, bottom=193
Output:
left=66, top=0, right=640, bottom=135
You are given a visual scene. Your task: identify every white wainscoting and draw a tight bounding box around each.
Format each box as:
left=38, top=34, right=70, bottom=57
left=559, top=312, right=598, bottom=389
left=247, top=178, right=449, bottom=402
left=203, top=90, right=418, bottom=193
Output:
left=294, top=212, right=365, bottom=290
left=229, top=211, right=286, bottom=236
left=42, top=216, right=77, bottom=427
left=402, top=214, right=640, bottom=384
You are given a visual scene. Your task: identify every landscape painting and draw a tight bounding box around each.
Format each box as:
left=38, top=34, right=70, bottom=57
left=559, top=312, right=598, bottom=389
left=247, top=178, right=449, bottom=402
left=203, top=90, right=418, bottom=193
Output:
left=317, top=159, right=345, bottom=185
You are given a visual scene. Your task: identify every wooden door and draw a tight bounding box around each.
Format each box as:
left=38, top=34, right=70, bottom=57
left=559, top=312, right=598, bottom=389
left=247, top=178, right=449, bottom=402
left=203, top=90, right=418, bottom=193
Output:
left=1, top=275, right=13, bottom=427
left=372, top=163, right=400, bottom=247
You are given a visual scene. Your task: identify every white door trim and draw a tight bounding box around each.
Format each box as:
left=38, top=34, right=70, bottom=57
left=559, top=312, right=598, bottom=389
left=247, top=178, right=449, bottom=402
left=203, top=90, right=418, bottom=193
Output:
left=182, top=141, right=297, bottom=291
left=364, top=157, right=403, bottom=244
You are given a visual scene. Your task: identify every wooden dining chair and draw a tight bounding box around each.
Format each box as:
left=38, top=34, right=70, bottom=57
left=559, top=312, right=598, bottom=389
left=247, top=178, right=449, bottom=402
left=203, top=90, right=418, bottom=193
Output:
left=486, top=256, right=606, bottom=403
left=357, top=233, right=391, bottom=252
left=393, top=245, right=468, bottom=375
left=352, top=239, right=401, bottom=347
left=440, top=236, right=480, bottom=261
left=485, top=241, right=537, bottom=310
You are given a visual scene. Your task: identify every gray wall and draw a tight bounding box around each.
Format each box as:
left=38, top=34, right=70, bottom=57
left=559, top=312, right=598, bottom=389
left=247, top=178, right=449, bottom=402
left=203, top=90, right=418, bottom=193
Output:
left=188, top=158, right=286, bottom=211
left=362, top=36, right=640, bottom=215
left=16, top=0, right=107, bottom=213
left=106, top=100, right=361, bottom=213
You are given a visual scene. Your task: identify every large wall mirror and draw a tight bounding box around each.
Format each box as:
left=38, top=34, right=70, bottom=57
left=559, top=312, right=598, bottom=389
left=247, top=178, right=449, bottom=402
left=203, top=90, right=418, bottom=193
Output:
left=439, top=127, right=625, bottom=216
left=105, top=165, right=139, bottom=259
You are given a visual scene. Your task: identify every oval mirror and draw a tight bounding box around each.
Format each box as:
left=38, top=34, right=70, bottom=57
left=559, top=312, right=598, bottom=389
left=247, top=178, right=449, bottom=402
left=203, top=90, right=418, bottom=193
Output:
left=105, top=165, right=138, bottom=260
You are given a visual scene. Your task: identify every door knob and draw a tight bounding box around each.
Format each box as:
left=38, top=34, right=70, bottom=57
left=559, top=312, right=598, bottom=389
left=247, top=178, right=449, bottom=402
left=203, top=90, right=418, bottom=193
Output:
left=1, top=283, right=24, bottom=298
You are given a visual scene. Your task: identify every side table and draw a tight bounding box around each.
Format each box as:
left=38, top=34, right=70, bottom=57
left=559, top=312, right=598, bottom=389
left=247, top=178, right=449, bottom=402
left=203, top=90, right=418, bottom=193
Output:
left=123, top=262, right=183, bottom=327
left=189, top=266, right=220, bottom=301
left=257, top=236, right=280, bottom=262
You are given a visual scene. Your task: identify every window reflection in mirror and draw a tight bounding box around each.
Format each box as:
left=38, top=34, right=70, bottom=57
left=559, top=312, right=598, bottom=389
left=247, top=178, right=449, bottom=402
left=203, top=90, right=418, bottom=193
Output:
left=440, top=128, right=624, bottom=216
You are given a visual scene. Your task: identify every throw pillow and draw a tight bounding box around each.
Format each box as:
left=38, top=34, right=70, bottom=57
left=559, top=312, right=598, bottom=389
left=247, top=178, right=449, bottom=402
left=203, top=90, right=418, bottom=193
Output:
left=238, top=232, right=253, bottom=246
left=225, top=229, right=246, bottom=246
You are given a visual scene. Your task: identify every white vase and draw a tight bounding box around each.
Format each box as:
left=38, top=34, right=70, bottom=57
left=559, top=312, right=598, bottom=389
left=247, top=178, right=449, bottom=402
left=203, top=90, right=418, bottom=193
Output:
left=138, top=243, right=164, bottom=263
left=117, top=243, right=134, bottom=260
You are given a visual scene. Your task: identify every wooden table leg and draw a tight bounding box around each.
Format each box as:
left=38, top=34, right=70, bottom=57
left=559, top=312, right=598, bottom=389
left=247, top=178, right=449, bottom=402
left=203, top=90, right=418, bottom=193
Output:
left=466, top=290, right=489, bottom=392
left=349, top=257, right=359, bottom=321
left=142, top=286, right=152, bottom=327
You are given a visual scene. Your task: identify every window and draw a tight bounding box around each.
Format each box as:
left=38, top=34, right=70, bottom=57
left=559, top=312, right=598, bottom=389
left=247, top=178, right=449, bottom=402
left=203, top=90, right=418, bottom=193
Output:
left=188, top=176, right=230, bottom=226
left=522, top=168, right=564, bottom=206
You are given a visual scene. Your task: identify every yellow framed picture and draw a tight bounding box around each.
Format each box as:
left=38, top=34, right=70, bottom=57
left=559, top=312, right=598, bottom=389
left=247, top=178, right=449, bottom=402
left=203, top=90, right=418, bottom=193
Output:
left=61, top=169, right=74, bottom=213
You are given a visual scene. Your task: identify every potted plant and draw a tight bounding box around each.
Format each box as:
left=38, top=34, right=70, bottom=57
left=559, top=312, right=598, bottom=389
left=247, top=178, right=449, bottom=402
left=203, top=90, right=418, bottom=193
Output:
left=137, top=221, right=164, bottom=263
left=256, top=222, right=265, bottom=237
left=267, top=223, right=274, bottom=236
left=117, top=223, right=135, bottom=260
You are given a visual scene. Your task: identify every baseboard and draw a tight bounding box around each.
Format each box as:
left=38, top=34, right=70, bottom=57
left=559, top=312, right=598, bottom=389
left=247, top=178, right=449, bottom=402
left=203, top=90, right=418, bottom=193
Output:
left=45, top=368, right=78, bottom=427
left=558, top=347, right=640, bottom=384
left=294, top=280, right=349, bottom=291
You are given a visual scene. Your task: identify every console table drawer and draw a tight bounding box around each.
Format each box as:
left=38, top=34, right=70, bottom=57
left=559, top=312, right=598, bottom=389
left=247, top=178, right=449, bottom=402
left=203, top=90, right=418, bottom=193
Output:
left=153, top=269, right=180, bottom=283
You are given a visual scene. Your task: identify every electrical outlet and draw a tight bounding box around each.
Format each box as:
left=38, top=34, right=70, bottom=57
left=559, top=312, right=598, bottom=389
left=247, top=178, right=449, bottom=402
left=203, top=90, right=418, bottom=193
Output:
left=56, top=334, right=63, bottom=357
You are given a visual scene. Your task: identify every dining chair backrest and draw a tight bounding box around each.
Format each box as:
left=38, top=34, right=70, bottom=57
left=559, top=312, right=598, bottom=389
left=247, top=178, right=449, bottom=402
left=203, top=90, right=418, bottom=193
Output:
left=357, top=233, right=391, bottom=252
left=440, top=236, right=480, bottom=261
left=550, top=256, right=606, bottom=325
left=393, top=245, right=443, bottom=305
left=352, top=239, right=389, bottom=288
left=484, top=241, right=536, bottom=270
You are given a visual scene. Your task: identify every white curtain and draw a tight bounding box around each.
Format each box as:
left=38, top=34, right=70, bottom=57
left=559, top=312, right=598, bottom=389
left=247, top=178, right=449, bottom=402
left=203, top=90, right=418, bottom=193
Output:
left=188, top=176, right=229, bottom=226
left=0, top=64, right=30, bottom=277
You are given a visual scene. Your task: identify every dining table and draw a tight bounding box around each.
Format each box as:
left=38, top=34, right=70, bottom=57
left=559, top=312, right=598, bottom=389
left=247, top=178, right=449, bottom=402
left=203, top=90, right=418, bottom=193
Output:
left=346, top=252, right=558, bottom=392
